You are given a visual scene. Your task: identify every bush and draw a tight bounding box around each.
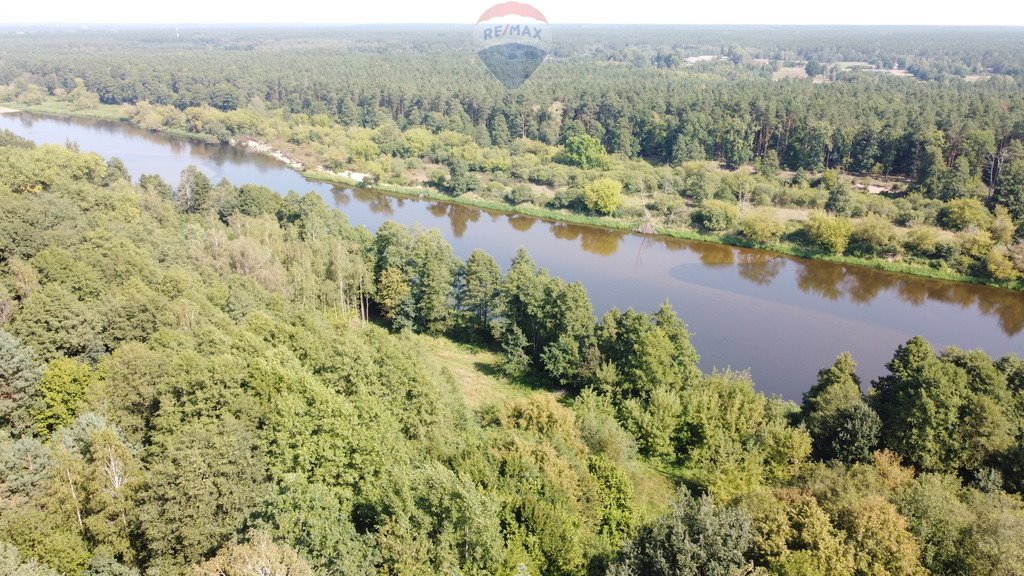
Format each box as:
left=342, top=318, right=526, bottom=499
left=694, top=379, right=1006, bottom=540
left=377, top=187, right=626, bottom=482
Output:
left=504, top=183, right=534, bottom=205
left=985, top=247, right=1020, bottom=281
left=692, top=200, right=739, bottom=232
left=804, top=212, right=854, bottom=255
left=938, top=198, right=992, bottom=231
left=777, top=186, right=828, bottom=209
left=849, top=215, right=901, bottom=257
left=548, top=188, right=584, bottom=210
left=904, top=226, right=942, bottom=258
left=739, top=209, right=786, bottom=245
left=582, top=177, right=625, bottom=215
left=647, top=194, right=687, bottom=224
left=751, top=183, right=778, bottom=206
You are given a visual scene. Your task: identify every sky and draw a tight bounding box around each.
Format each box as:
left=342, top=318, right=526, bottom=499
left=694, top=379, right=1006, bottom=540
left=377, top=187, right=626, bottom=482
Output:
left=1, top=0, right=1021, bottom=26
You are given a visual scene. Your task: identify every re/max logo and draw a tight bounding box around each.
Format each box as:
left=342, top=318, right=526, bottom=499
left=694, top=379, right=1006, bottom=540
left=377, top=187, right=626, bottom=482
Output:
left=482, top=24, right=544, bottom=40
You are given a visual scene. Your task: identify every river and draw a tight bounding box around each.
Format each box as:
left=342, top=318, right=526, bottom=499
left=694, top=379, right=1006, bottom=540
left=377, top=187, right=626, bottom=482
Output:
left=2, top=111, right=1021, bottom=400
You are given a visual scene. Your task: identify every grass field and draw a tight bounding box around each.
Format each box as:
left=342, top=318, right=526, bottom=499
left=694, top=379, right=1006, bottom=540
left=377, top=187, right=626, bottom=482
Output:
left=415, top=334, right=541, bottom=411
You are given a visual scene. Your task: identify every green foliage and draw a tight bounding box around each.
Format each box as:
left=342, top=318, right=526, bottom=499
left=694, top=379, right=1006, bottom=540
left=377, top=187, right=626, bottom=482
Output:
left=870, top=337, right=1019, bottom=474
left=583, top=177, right=625, bottom=215
left=3, top=119, right=1024, bottom=576
left=849, top=214, right=901, bottom=257
left=8, top=285, right=100, bottom=362
left=100, top=158, right=131, bottom=187
left=676, top=371, right=811, bottom=499
left=505, top=183, right=534, bottom=205
left=823, top=172, right=853, bottom=217
left=0, top=540, right=59, bottom=576
left=0, top=129, right=36, bottom=149
left=457, top=249, right=502, bottom=329
left=996, top=141, right=1024, bottom=222
left=692, top=199, right=739, bottom=232
left=754, top=150, right=780, bottom=178
left=0, top=330, right=43, bottom=437
left=192, top=532, right=313, bottom=576
left=176, top=165, right=212, bottom=214
left=562, top=133, right=606, bottom=169
left=938, top=198, right=992, bottom=231
left=804, top=212, right=853, bottom=255
left=138, top=174, right=172, bottom=200
left=801, top=353, right=880, bottom=464
left=33, top=357, right=95, bottom=436
left=498, top=322, right=531, bottom=377
left=138, top=415, right=270, bottom=571
left=607, top=490, right=751, bottom=576
left=739, top=209, right=786, bottom=245
left=235, top=183, right=281, bottom=217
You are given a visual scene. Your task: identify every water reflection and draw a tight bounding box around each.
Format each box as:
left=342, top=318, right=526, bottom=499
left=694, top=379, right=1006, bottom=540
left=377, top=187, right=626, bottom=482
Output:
left=352, top=187, right=395, bottom=215
left=335, top=173, right=1024, bottom=337
left=331, top=187, right=351, bottom=206
left=507, top=214, right=536, bottom=232
left=424, top=202, right=482, bottom=238
left=737, top=252, right=784, bottom=286
left=695, top=243, right=736, bottom=267
left=579, top=228, right=624, bottom=256
left=550, top=222, right=581, bottom=241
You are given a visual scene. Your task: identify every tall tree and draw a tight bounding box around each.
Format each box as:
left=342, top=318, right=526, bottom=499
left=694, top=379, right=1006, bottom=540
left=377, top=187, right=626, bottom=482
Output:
left=175, top=166, right=212, bottom=214
left=801, top=353, right=880, bottom=464
left=995, top=140, right=1024, bottom=222
left=0, top=330, right=43, bottom=437
left=458, top=249, right=502, bottom=329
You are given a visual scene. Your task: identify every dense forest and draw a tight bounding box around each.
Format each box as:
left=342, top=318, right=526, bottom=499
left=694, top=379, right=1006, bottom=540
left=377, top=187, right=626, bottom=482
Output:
left=2, top=120, right=1024, bottom=576
left=1, top=26, right=1024, bottom=284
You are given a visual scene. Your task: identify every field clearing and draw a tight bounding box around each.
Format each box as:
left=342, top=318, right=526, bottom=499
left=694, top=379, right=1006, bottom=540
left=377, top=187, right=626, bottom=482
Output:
left=773, top=66, right=808, bottom=80
left=416, top=334, right=541, bottom=411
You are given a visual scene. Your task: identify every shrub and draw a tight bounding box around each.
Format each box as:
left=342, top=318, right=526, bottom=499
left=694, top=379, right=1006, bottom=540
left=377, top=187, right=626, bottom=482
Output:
left=904, top=226, right=942, bottom=258
left=548, top=188, right=584, bottom=210
left=582, top=177, right=625, bottom=215
left=938, top=198, right=992, bottom=231
left=692, top=200, right=739, bottom=232
left=504, top=183, right=534, bottom=205
left=804, top=212, right=854, bottom=255
left=739, top=209, right=786, bottom=245
left=849, top=215, right=901, bottom=257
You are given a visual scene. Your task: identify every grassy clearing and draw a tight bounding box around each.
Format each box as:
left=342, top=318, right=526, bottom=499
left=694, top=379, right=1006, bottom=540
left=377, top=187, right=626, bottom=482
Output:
left=415, top=334, right=539, bottom=411
left=625, top=461, right=676, bottom=521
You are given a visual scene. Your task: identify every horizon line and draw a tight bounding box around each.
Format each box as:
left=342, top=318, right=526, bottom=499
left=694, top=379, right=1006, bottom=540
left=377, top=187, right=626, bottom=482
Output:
left=2, top=22, right=1024, bottom=28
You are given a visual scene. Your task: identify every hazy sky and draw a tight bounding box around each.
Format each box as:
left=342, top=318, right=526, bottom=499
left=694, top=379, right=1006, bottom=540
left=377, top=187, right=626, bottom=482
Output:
left=2, top=0, right=1021, bottom=26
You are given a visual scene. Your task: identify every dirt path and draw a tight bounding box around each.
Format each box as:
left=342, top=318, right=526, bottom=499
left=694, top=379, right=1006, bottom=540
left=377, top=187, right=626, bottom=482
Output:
left=0, top=106, right=20, bottom=114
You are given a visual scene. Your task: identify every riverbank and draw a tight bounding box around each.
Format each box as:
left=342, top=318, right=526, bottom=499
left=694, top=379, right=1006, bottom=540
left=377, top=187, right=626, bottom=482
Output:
left=3, top=101, right=1020, bottom=291
left=305, top=169, right=1012, bottom=288
left=0, top=101, right=222, bottom=144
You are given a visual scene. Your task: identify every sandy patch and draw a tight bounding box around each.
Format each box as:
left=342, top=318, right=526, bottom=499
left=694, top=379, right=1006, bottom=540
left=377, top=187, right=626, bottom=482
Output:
left=0, top=106, right=20, bottom=114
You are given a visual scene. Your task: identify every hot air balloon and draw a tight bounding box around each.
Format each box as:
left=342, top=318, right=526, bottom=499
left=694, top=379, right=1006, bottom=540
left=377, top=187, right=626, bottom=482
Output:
left=474, top=2, right=550, bottom=89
